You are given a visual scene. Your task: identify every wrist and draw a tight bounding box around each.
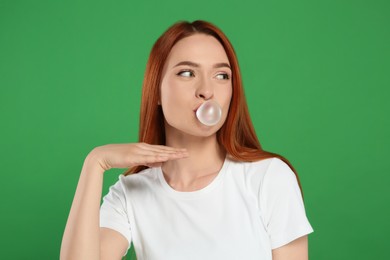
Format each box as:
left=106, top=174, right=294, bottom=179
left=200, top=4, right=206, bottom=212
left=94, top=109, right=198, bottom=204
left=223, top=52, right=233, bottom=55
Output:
left=84, top=148, right=108, bottom=173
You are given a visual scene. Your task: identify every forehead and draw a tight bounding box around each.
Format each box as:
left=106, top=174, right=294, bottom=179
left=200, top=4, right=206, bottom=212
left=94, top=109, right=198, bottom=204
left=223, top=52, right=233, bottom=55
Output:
left=165, top=34, right=230, bottom=67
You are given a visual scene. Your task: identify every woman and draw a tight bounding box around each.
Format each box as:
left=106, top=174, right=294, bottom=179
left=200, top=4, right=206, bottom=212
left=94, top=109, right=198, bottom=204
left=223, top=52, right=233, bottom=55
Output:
left=60, top=20, right=314, bottom=260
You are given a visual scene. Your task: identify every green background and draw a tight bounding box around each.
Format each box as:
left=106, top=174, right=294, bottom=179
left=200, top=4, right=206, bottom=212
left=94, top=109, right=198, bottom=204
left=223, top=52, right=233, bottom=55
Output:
left=1, top=0, right=389, bottom=259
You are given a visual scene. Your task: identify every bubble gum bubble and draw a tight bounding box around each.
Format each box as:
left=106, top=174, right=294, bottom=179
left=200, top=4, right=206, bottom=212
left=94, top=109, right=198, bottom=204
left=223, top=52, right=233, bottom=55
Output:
left=196, top=100, right=222, bottom=126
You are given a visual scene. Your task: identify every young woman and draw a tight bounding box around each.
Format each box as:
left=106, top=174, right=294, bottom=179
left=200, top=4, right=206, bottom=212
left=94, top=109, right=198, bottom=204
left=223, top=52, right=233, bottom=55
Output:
left=60, top=20, right=314, bottom=260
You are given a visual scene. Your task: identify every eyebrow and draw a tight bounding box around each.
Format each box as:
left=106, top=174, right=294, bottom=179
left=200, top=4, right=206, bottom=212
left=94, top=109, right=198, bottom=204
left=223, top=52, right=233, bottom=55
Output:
left=173, top=61, right=231, bottom=69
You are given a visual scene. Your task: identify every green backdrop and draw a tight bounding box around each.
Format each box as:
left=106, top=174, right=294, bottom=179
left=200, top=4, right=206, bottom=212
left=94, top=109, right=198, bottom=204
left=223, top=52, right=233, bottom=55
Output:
left=1, top=0, right=389, bottom=259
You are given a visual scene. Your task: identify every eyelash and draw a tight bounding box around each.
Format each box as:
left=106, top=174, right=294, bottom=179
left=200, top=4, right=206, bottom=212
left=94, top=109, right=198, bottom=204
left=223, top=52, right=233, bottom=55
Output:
left=215, top=73, right=230, bottom=80
left=176, top=70, right=230, bottom=80
left=177, top=70, right=195, bottom=77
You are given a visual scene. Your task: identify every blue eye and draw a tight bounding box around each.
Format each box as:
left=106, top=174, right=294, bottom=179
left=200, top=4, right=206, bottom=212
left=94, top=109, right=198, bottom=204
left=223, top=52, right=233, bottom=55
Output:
left=215, top=73, right=230, bottom=80
left=177, top=70, right=195, bottom=77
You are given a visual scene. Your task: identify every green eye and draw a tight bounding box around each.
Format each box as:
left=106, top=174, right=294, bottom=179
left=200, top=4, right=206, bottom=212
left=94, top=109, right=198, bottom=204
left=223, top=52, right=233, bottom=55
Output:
left=215, top=73, right=230, bottom=80
left=177, top=70, right=194, bottom=77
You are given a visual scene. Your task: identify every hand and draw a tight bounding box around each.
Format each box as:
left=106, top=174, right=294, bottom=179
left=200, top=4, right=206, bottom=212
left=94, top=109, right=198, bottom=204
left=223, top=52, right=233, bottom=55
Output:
left=89, top=142, right=188, bottom=171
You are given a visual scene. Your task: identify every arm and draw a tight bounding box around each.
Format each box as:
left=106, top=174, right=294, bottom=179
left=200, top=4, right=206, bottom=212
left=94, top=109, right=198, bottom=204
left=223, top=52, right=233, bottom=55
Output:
left=259, top=158, right=314, bottom=259
left=60, top=150, right=128, bottom=259
left=100, top=228, right=129, bottom=259
left=272, top=235, right=309, bottom=260
left=60, top=143, right=188, bottom=259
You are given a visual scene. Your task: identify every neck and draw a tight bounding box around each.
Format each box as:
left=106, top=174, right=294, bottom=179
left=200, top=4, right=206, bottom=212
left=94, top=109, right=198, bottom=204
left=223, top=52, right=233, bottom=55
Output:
left=161, top=124, right=226, bottom=188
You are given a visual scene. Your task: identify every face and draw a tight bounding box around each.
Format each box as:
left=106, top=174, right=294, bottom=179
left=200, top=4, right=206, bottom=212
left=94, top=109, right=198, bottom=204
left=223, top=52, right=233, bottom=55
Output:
left=159, top=33, right=233, bottom=137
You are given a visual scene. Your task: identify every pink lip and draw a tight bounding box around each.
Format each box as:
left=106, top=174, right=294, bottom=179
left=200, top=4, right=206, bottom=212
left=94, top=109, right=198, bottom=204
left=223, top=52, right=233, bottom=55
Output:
left=193, top=103, right=203, bottom=112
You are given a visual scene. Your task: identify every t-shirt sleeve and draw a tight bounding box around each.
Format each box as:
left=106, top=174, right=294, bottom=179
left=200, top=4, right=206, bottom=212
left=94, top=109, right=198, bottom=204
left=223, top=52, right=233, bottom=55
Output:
left=100, top=175, right=132, bottom=254
left=259, top=158, right=314, bottom=249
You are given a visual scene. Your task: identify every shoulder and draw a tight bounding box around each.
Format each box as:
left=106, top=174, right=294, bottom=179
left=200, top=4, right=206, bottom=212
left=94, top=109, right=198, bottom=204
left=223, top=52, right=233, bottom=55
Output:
left=261, top=157, right=297, bottom=187
left=229, top=157, right=296, bottom=196
left=227, top=157, right=276, bottom=195
left=259, top=158, right=303, bottom=206
left=228, top=157, right=280, bottom=180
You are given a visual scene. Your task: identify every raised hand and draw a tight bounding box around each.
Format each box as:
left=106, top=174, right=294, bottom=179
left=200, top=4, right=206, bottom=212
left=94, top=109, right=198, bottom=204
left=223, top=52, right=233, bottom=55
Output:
left=90, top=142, right=189, bottom=171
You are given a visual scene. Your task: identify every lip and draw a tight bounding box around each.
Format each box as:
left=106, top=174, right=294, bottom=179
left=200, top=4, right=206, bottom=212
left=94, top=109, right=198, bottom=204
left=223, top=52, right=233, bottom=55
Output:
left=193, top=103, right=203, bottom=112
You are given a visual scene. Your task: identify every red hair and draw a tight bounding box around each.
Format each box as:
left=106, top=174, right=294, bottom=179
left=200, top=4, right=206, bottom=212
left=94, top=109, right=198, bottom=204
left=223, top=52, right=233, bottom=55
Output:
left=123, top=20, right=304, bottom=199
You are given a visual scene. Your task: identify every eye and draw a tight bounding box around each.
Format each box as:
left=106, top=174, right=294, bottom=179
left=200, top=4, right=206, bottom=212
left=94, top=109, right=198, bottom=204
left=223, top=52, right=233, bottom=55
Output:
left=215, top=73, right=230, bottom=80
left=177, top=70, right=195, bottom=77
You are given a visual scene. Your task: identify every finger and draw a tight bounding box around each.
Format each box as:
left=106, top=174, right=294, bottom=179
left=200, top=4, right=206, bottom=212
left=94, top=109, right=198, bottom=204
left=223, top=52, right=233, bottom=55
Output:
left=143, top=152, right=191, bottom=168
left=142, top=153, right=188, bottom=164
left=144, top=153, right=187, bottom=168
left=140, top=150, right=189, bottom=159
left=135, top=148, right=189, bottom=158
left=140, top=143, right=187, bottom=153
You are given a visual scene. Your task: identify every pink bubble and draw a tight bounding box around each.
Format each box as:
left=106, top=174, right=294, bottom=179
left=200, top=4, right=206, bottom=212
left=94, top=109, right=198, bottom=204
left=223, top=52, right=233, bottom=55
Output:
left=196, top=100, right=222, bottom=126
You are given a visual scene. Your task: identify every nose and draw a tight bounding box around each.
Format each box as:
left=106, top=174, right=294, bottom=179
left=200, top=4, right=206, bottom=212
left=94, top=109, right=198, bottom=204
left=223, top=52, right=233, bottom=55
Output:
left=195, top=77, right=214, bottom=100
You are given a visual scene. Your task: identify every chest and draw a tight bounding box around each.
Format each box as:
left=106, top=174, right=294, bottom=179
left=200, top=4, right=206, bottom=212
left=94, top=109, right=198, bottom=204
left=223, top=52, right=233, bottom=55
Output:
left=165, top=172, right=220, bottom=192
left=126, top=182, right=272, bottom=260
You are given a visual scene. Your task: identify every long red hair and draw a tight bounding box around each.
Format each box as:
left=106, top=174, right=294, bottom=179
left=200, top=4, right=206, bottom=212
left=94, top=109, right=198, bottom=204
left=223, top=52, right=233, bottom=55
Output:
left=123, top=20, right=304, bottom=199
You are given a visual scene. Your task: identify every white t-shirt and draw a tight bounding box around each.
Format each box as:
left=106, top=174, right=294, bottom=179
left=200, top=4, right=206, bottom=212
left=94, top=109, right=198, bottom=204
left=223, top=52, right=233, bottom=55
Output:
left=100, top=156, right=314, bottom=259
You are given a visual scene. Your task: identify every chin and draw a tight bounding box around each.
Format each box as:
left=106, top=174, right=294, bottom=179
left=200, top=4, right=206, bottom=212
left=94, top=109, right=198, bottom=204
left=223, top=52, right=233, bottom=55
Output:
left=185, top=123, right=224, bottom=138
left=165, top=117, right=226, bottom=138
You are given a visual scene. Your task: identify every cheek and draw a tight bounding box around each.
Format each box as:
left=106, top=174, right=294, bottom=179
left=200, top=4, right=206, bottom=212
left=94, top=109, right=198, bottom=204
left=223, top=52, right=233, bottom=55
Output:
left=160, top=76, right=174, bottom=103
left=160, top=75, right=192, bottom=102
left=220, top=85, right=233, bottom=108
left=160, top=77, right=190, bottom=111
left=220, top=86, right=233, bottom=121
